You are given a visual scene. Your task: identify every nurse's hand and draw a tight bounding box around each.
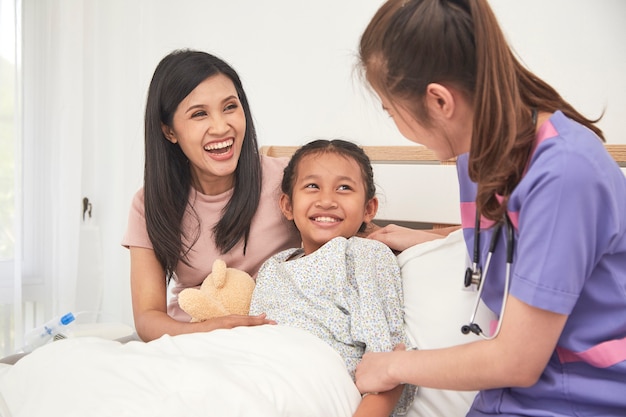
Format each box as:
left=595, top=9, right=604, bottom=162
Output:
left=367, top=224, right=445, bottom=252
left=355, top=344, right=406, bottom=394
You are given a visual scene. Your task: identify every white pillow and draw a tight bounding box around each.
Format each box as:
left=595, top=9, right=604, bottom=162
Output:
left=398, top=229, right=496, bottom=417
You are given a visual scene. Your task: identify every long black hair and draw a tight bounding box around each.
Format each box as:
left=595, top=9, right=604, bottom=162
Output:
left=143, top=49, right=262, bottom=281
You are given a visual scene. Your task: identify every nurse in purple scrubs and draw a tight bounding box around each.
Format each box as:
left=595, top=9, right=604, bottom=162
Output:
left=355, top=1, right=626, bottom=416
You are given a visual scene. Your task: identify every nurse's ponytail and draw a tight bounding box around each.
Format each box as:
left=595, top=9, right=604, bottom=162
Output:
left=359, top=0, right=604, bottom=221
left=469, top=0, right=604, bottom=221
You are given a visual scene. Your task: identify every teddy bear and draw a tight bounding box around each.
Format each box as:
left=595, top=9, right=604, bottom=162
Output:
left=178, top=259, right=255, bottom=322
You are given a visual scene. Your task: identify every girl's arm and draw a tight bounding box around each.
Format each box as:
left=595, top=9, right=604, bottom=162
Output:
left=130, top=247, right=273, bottom=342
left=355, top=295, right=567, bottom=392
left=353, top=385, right=404, bottom=417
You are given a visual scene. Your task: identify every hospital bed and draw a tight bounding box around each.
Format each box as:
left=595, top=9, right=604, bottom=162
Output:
left=0, top=144, right=624, bottom=417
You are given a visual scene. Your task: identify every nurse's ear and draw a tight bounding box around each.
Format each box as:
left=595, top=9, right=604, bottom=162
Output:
left=425, top=83, right=456, bottom=121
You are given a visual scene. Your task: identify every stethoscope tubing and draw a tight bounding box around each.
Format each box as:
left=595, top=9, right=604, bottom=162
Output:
left=463, top=109, right=533, bottom=339
left=466, top=250, right=493, bottom=330
left=462, top=214, right=514, bottom=340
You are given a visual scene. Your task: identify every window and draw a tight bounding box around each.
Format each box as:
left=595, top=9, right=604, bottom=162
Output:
left=0, top=0, right=19, bottom=358
left=0, top=0, right=16, bottom=263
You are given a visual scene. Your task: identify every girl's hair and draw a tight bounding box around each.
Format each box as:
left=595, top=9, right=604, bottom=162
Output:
left=144, top=49, right=262, bottom=281
left=359, top=0, right=604, bottom=221
left=281, top=139, right=376, bottom=233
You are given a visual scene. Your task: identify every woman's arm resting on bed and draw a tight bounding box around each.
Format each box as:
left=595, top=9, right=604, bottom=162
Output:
left=367, top=223, right=460, bottom=252
left=130, top=247, right=274, bottom=342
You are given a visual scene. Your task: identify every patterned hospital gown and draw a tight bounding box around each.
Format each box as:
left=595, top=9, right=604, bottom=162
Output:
left=250, top=236, right=416, bottom=416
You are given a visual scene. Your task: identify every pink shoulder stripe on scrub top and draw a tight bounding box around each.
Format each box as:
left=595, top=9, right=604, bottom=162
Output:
left=556, top=336, right=626, bottom=368
left=460, top=202, right=496, bottom=229
left=507, top=118, right=559, bottom=229
left=460, top=118, right=559, bottom=231
left=460, top=199, right=517, bottom=230
left=523, top=118, right=558, bottom=176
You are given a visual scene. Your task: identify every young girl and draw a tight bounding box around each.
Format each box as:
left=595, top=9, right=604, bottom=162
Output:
left=122, top=50, right=300, bottom=342
left=249, top=139, right=416, bottom=417
left=355, top=1, right=626, bottom=416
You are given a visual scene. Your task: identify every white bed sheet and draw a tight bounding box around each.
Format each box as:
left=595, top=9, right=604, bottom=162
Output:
left=0, top=229, right=487, bottom=417
left=0, top=325, right=360, bottom=417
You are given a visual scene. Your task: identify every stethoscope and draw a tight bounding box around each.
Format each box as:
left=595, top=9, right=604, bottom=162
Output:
left=461, top=211, right=515, bottom=340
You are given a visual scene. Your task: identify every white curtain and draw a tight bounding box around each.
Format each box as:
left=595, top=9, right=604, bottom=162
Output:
left=2, top=0, right=90, bottom=356
left=0, top=0, right=20, bottom=358
left=2, top=0, right=150, bottom=358
left=4, top=0, right=141, bottom=358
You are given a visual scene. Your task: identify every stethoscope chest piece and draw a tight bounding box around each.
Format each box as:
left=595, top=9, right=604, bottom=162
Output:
left=464, top=266, right=481, bottom=289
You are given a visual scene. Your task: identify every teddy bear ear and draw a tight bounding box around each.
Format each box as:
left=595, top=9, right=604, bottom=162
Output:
left=212, top=259, right=227, bottom=289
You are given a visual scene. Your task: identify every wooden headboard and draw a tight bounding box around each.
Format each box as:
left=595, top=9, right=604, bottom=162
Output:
left=261, top=145, right=454, bottom=165
left=261, top=144, right=626, bottom=166
left=260, top=144, right=626, bottom=228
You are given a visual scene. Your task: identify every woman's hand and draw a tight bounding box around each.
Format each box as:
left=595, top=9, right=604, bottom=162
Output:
left=367, top=224, right=445, bottom=252
left=202, top=313, right=277, bottom=331
left=130, top=247, right=276, bottom=341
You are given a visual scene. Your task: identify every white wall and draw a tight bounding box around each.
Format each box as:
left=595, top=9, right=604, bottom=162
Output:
left=28, top=0, right=626, bottom=326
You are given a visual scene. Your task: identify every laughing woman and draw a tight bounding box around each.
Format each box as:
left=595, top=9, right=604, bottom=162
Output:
left=122, top=50, right=300, bottom=342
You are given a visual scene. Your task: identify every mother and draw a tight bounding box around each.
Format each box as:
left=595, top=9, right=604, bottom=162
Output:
left=357, top=1, right=626, bottom=416
left=122, top=50, right=300, bottom=342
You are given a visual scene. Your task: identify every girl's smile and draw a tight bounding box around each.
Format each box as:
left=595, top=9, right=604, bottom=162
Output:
left=280, top=152, right=377, bottom=255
